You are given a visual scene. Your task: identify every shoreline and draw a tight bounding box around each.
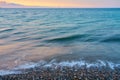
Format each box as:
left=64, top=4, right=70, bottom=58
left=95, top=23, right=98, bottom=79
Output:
left=1, top=66, right=120, bottom=80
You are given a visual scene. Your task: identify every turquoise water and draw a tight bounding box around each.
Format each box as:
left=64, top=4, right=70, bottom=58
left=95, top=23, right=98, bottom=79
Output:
left=0, top=8, right=120, bottom=75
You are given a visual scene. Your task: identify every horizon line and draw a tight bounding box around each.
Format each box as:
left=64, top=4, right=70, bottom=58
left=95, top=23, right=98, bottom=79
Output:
left=0, top=7, right=120, bottom=9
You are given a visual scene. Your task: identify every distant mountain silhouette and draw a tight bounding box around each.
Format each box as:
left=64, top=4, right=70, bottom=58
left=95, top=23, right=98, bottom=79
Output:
left=0, top=1, right=47, bottom=8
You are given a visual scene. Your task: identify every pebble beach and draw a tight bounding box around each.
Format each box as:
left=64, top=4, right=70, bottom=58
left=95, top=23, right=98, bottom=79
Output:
left=1, top=66, right=120, bottom=80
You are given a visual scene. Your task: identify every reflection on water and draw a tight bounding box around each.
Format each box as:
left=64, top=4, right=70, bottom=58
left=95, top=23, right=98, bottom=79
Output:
left=0, top=41, right=69, bottom=69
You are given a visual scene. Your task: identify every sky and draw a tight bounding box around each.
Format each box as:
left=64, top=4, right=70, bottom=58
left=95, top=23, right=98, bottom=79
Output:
left=1, top=0, right=120, bottom=8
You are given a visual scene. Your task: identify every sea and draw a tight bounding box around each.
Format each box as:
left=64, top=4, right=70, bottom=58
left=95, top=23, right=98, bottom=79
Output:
left=0, top=8, right=120, bottom=75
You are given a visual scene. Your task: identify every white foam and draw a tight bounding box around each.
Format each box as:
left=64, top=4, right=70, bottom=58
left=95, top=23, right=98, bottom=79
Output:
left=15, top=62, right=38, bottom=70
left=0, top=70, right=21, bottom=76
left=58, top=61, right=86, bottom=67
left=0, top=59, right=120, bottom=76
left=7, top=60, right=120, bottom=70
left=43, top=60, right=120, bottom=69
left=97, top=60, right=106, bottom=66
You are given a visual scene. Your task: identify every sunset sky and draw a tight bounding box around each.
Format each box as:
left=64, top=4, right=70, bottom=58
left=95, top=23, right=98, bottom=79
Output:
left=1, top=0, right=120, bottom=8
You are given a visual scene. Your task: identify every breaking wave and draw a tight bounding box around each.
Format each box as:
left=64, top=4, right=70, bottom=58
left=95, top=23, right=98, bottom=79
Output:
left=1, top=59, right=120, bottom=76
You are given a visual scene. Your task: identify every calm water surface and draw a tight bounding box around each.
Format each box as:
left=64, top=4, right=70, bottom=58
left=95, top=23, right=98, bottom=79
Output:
left=0, top=8, right=120, bottom=75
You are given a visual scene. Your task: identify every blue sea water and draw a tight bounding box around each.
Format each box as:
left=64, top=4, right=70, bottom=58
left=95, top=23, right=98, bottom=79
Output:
left=0, top=8, right=120, bottom=75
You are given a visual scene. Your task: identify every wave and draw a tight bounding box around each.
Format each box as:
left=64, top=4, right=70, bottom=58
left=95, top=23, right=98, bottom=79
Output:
left=0, top=28, right=14, bottom=33
left=0, top=35, right=9, bottom=39
left=79, top=20, right=104, bottom=24
left=13, top=37, right=29, bottom=42
left=46, top=34, right=89, bottom=42
left=13, top=32, right=26, bottom=35
left=45, top=33, right=120, bottom=43
left=1, top=59, right=120, bottom=76
left=41, top=60, right=120, bottom=69
left=101, top=37, right=120, bottom=43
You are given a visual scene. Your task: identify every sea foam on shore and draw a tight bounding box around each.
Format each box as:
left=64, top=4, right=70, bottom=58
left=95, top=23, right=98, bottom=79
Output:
left=0, top=59, right=120, bottom=76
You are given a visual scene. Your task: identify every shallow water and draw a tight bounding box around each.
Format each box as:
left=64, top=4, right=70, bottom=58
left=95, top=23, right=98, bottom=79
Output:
left=0, top=8, right=120, bottom=75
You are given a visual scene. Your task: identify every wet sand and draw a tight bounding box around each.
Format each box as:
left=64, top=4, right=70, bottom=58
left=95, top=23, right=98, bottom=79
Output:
left=1, top=66, right=120, bottom=80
